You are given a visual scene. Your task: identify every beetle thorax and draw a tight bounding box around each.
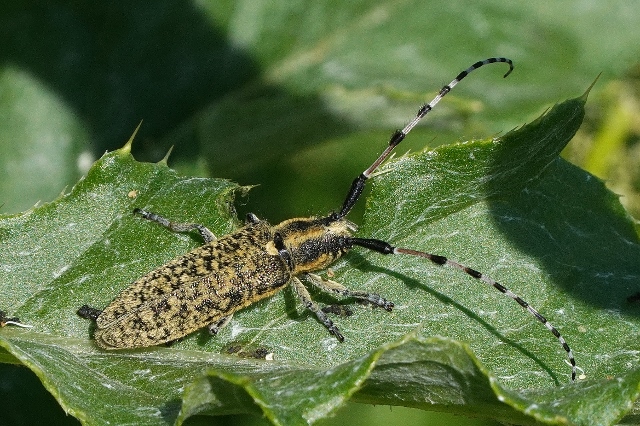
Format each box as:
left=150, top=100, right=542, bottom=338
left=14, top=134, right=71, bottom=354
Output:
left=271, top=216, right=355, bottom=275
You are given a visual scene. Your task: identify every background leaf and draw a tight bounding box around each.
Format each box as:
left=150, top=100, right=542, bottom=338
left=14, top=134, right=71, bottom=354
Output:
left=1, top=1, right=640, bottom=426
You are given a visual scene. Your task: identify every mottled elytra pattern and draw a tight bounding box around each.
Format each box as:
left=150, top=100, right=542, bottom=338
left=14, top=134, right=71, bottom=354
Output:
left=77, top=57, right=576, bottom=382
left=90, top=220, right=291, bottom=349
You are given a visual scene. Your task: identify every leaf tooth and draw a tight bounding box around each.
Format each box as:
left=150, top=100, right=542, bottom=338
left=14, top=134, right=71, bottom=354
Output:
left=119, top=121, right=143, bottom=154
left=159, top=146, right=174, bottom=166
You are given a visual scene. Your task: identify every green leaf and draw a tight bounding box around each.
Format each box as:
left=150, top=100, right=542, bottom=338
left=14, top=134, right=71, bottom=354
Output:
left=1, top=87, right=640, bottom=426
left=2, top=3, right=639, bottom=426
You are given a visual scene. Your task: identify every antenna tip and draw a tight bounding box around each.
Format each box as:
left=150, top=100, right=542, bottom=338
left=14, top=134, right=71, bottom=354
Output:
left=503, top=62, right=514, bottom=78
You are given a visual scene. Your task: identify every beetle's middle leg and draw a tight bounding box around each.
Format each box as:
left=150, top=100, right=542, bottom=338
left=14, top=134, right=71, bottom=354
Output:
left=291, top=277, right=344, bottom=342
left=208, top=314, right=234, bottom=335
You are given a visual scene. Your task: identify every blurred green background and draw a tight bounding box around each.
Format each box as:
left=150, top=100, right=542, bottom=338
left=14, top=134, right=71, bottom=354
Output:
left=1, top=1, right=638, bottom=425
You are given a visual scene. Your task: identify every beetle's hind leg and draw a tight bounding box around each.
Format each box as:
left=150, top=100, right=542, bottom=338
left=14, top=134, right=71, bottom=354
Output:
left=133, top=208, right=216, bottom=243
left=77, top=304, right=102, bottom=321
left=305, top=273, right=394, bottom=311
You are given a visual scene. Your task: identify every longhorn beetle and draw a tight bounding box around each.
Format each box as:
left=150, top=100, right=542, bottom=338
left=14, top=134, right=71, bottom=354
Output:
left=78, top=57, right=577, bottom=381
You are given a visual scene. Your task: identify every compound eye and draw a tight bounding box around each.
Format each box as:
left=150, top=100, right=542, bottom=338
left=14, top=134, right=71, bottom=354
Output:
left=273, top=232, right=285, bottom=250
left=273, top=232, right=293, bottom=270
